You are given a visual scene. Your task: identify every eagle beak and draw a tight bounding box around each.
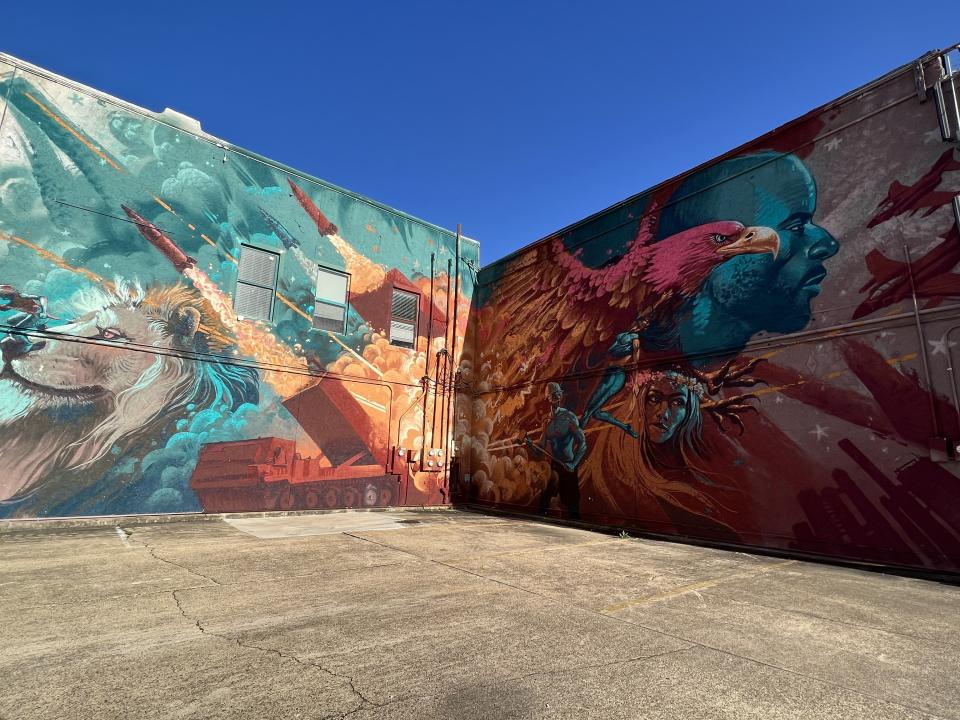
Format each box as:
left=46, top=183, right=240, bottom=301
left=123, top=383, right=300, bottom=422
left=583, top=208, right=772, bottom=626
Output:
left=717, top=226, right=780, bottom=260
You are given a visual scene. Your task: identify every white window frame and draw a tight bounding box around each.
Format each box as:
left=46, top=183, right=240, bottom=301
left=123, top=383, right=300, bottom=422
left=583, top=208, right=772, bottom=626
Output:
left=313, top=266, right=350, bottom=334
left=389, top=287, right=419, bottom=350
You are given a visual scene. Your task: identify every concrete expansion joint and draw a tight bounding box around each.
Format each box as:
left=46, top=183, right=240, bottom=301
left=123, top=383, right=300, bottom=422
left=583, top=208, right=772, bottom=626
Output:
left=723, top=594, right=960, bottom=650
left=608, top=611, right=952, bottom=719
left=599, top=559, right=798, bottom=613
left=339, top=531, right=949, bottom=718
left=120, top=525, right=223, bottom=586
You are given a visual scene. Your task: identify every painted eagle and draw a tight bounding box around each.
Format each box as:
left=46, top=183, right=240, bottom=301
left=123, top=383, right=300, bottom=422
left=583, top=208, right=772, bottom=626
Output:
left=477, top=215, right=780, bottom=387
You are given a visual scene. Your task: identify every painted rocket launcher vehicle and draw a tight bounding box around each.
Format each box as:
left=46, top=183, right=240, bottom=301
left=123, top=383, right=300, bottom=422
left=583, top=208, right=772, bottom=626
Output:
left=189, top=373, right=404, bottom=512
left=189, top=437, right=400, bottom=512
left=189, top=375, right=451, bottom=511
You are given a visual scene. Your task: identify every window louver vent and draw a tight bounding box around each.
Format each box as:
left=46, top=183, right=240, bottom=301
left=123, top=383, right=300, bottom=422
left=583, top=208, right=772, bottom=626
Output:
left=233, top=245, right=279, bottom=322
left=234, top=283, right=274, bottom=321
left=390, top=289, right=418, bottom=349
left=314, top=267, right=349, bottom=333
left=237, top=246, right=278, bottom=287
left=391, top=291, right=417, bottom=321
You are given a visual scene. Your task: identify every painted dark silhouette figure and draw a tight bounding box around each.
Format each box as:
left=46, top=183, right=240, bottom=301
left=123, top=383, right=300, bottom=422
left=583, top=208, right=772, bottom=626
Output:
left=525, top=382, right=587, bottom=519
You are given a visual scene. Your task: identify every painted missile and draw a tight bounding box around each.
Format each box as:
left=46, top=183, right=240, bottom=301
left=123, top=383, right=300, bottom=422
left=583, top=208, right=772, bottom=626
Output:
left=288, top=179, right=338, bottom=237
left=121, top=204, right=197, bottom=273
left=258, top=207, right=300, bottom=250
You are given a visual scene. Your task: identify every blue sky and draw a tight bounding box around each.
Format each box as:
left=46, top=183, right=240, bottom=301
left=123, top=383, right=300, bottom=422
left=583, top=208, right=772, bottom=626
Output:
left=4, top=1, right=955, bottom=263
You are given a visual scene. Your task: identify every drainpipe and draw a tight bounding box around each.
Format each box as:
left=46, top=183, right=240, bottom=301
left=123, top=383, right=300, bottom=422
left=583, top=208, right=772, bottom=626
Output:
left=422, top=253, right=435, bottom=444
left=903, top=245, right=941, bottom=444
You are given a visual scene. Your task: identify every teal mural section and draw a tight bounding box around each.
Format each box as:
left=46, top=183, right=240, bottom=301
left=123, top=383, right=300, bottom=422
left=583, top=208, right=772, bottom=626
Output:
left=0, top=60, right=477, bottom=517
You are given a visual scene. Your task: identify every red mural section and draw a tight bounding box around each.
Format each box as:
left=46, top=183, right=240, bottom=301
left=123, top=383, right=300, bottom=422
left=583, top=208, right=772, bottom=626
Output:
left=459, top=53, right=960, bottom=574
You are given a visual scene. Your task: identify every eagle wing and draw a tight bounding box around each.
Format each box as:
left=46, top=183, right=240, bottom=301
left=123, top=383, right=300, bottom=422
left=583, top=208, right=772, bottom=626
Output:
left=477, top=216, right=659, bottom=390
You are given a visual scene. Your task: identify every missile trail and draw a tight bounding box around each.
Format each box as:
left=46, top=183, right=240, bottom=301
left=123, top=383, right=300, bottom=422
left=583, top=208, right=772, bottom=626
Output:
left=0, top=230, right=107, bottom=287
left=288, top=180, right=387, bottom=293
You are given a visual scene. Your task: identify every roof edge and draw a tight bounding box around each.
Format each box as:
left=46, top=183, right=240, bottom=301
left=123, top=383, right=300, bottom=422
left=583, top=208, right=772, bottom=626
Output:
left=0, top=52, right=476, bottom=246
left=480, top=44, right=951, bottom=273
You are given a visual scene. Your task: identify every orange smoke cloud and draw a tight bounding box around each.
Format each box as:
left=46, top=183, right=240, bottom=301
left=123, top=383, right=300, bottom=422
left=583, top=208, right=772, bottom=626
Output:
left=411, top=272, right=472, bottom=364
left=327, top=233, right=386, bottom=293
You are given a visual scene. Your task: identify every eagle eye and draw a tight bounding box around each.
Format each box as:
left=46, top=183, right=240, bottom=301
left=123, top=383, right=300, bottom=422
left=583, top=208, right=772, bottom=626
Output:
left=711, top=233, right=728, bottom=245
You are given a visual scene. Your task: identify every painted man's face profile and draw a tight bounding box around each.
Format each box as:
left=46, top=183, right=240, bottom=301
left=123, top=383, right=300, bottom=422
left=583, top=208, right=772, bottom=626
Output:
left=659, top=152, right=839, bottom=335
left=644, top=377, right=689, bottom=444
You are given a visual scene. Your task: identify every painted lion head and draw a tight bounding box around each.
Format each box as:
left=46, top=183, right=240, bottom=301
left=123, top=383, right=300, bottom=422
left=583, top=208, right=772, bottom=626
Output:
left=0, top=279, right=258, bottom=512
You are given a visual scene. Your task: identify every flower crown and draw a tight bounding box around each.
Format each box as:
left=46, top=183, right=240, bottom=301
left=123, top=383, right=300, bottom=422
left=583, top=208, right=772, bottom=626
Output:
left=636, top=369, right=706, bottom=399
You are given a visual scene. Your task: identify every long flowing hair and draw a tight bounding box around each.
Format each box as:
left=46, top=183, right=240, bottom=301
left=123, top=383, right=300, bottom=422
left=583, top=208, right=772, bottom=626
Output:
left=634, top=371, right=723, bottom=509
left=580, top=369, right=732, bottom=519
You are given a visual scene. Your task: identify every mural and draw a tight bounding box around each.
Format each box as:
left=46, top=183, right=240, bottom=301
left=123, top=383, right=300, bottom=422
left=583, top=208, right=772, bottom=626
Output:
left=0, top=61, right=477, bottom=517
left=460, top=57, right=960, bottom=573
left=3, top=51, right=960, bottom=575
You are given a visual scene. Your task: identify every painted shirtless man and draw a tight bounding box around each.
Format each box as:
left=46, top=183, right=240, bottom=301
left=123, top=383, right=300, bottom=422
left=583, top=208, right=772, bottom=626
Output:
left=525, top=382, right=587, bottom=520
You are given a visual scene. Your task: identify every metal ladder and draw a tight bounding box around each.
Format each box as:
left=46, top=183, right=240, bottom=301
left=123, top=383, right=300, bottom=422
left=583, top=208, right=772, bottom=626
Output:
left=916, top=43, right=960, bottom=236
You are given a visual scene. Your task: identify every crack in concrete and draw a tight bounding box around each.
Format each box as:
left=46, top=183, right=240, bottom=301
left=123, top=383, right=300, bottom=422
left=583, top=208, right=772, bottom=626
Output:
left=121, top=526, right=223, bottom=586
left=168, top=588, right=378, bottom=720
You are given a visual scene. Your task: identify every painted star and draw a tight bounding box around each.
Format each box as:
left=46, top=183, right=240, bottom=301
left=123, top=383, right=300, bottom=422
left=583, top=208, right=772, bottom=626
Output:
left=824, top=137, right=841, bottom=151
left=68, top=93, right=84, bottom=105
left=928, top=333, right=958, bottom=356
left=774, top=395, right=784, bottom=404
left=810, top=424, right=830, bottom=441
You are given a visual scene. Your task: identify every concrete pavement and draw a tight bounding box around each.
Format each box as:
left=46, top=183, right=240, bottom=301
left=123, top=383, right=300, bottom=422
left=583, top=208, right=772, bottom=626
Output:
left=2, top=509, right=957, bottom=719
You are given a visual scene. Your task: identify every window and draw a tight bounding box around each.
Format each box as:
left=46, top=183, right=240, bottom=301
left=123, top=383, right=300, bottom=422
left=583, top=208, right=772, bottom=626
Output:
left=234, top=245, right=279, bottom=321
left=314, top=267, right=349, bottom=333
left=389, top=288, right=418, bottom=349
